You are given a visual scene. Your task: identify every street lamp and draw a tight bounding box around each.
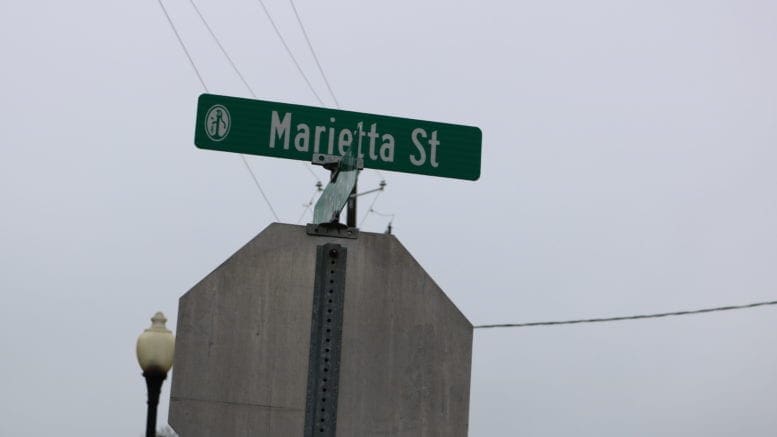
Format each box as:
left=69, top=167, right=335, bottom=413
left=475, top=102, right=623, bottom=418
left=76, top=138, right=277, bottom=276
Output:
left=136, top=312, right=175, bottom=437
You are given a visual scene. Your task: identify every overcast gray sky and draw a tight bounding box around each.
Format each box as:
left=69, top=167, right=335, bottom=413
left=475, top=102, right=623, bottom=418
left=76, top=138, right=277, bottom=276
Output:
left=2, top=0, right=776, bottom=435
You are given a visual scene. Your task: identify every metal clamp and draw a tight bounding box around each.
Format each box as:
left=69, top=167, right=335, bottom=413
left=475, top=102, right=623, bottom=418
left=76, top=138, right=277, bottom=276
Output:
left=311, top=153, right=365, bottom=171
left=306, top=223, right=359, bottom=240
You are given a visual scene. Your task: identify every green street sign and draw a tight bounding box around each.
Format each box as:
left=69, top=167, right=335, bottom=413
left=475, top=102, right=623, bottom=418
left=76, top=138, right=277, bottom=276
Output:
left=312, top=142, right=359, bottom=224
left=195, top=94, right=482, bottom=180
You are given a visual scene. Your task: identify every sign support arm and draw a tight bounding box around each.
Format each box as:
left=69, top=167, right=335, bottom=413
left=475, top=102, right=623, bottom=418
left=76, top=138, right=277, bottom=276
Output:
left=346, top=179, right=357, bottom=228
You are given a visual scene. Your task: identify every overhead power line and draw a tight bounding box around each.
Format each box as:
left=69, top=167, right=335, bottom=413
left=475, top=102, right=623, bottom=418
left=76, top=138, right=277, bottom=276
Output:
left=369, top=207, right=395, bottom=220
left=286, top=0, right=387, bottom=186
left=288, top=0, right=339, bottom=107
left=297, top=181, right=323, bottom=224
left=156, top=0, right=208, bottom=91
left=240, top=157, right=280, bottom=221
left=256, top=0, right=325, bottom=105
left=359, top=190, right=384, bottom=227
left=474, top=299, right=777, bottom=329
left=370, top=207, right=395, bottom=234
left=188, top=0, right=256, bottom=97
left=155, top=0, right=280, bottom=221
left=187, top=0, right=321, bottom=185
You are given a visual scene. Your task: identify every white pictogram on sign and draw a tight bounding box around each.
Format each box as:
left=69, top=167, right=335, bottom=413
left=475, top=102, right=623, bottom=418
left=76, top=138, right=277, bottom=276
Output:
left=205, top=105, right=231, bottom=141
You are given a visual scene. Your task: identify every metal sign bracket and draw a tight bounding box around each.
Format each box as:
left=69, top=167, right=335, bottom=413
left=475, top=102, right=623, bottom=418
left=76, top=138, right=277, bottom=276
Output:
left=310, top=153, right=362, bottom=227
left=306, top=223, right=359, bottom=239
left=311, top=153, right=365, bottom=172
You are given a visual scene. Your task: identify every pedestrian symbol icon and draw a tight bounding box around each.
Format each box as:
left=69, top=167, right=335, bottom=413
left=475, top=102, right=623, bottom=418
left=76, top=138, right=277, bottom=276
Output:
left=204, top=105, right=231, bottom=142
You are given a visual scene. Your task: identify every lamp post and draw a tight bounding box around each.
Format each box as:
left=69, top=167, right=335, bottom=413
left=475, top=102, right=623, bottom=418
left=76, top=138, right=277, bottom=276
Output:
left=136, top=312, right=175, bottom=437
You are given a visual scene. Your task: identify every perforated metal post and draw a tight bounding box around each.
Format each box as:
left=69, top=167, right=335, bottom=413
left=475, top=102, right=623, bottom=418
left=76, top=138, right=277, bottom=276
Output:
left=304, top=243, right=347, bottom=437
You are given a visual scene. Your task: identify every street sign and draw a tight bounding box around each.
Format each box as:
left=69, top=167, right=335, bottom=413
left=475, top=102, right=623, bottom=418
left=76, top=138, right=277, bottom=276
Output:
left=195, top=93, right=482, bottom=180
left=312, top=141, right=359, bottom=224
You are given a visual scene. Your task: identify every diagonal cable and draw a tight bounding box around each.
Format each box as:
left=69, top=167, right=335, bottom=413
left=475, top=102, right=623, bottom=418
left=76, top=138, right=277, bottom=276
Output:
left=240, top=156, right=280, bottom=220
left=155, top=0, right=280, bottom=221
left=255, top=0, right=325, bottom=105
left=286, top=0, right=386, bottom=184
left=288, top=0, right=339, bottom=107
left=188, top=0, right=257, bottom=97
left=359, top=190, right=383, bottom=227
left=370, top=208, right=395, bottom=220
left=296, top=184, right=322, bottom=224
left=156, top=0, right=208, bottom=91
left=187, top=0, right=321, bottom=185
left=474, top=299, right=777, bottom=329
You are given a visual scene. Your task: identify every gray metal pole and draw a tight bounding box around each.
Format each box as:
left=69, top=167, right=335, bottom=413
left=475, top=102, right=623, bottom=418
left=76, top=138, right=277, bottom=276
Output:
left=346, top=181, right=357, bottom=228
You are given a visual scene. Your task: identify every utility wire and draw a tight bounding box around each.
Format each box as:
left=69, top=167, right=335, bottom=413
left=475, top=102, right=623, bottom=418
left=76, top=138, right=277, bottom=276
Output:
left=369, top=208, right=395, bottom=219
left=304, top=164, right=322, bottom=183
left=474, top=299, right=777, bottom=329
left=296, top=196, right=315, bottom=224
left=188, top=0, right=256, bottom=97
left=369, top=208, right=395, bottom=234
left=187, top=0, right=321, bottom=185
left=361, top=204, right=395, bottom=235
left=286, top=0, right=387, bottom=186
left=288, top=0, right=339, bottom=107
left=296, top=181, right=323, bottom=224
left=240, top=156, right=280, bottom=221
left=155, top=0, right=280, bottom=221
left=156, top=0, right=208, bottom=91
left=256, top=0, right=325, bottom=105
left=359, top=190, right=384, bottom=227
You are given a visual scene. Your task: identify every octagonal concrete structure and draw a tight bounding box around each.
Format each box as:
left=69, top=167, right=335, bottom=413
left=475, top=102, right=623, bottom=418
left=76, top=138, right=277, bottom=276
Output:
left=169, top=223, right=472, bottom=436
